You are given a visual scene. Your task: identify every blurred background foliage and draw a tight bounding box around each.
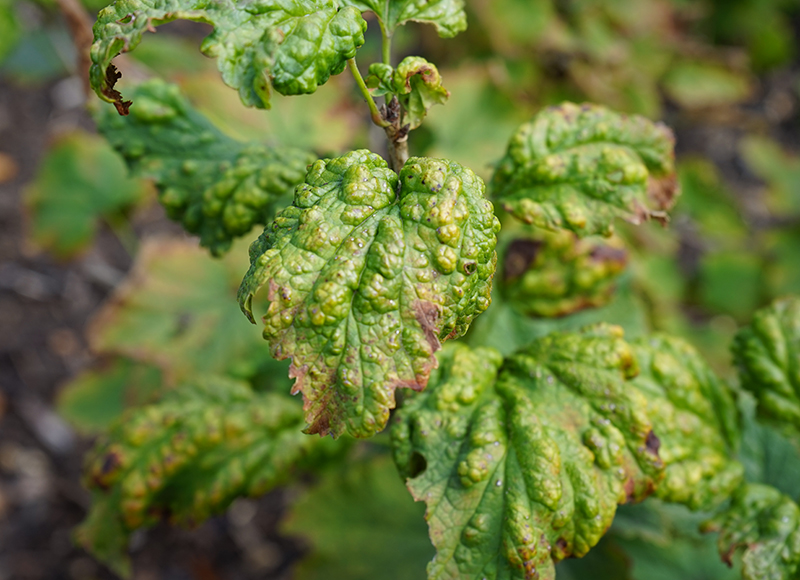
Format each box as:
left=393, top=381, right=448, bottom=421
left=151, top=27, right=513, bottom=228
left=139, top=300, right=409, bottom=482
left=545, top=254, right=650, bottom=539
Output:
left=4, top=0, right=800, bottom=578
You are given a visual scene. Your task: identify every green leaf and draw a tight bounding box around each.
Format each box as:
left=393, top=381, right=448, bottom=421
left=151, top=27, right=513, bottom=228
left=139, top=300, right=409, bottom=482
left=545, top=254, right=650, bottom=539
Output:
left=89, top=237, right=281, bottom=384
left=0, top=0, right=21, bottom=64
left=392, top=330, right=664, bottom=580
left=661, top=61, right=753, bottom=109
left=630, top=335, right=743, bottom=510
left=491, top=102, right=678, bottom=237
left=90, top=0, right=367, bottom=112
left=341, top=0, right=466, bottom=37
left=733, top=296, right=800, bottom=439
left=239, top=150, right=500, bottom=438
left=702, top=483, right=800, bottom=580
left=501, top=228, right=628, bottom=318
left=23, top=131, right=146, bottom=258
left=76, top=375, right=342, bottom=577
left=95, top=79, right=315, bottom=255
left=56, top=358, right=163, bottom=434
left=284, top=453, right=433, bottom=580
left=740, top=135, right=800, bottom=214
left=368, top=57, right=449, bottom=130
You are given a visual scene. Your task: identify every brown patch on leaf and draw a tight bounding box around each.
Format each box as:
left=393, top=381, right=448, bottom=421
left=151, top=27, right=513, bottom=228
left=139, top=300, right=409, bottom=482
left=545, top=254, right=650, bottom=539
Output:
left=647, top=172, right=679, bottom=213
left=102, top=64, right=132, bottom=116
left=504, top=239, right=544, bottom=280
left=91, top=450, right=122, bottom=490
left=413, top=300, right=442, bottom=354
left=589, top=244, right=628, bottom=266
left=645, top=430, right=661, bottom=456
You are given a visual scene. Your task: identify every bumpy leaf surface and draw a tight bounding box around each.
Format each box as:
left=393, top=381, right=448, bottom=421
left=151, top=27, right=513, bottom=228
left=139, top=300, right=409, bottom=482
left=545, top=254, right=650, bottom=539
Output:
left=368, top=57, right=449, bottom=130
left=733, top=297, right=800, bottom=438
left=341, top=0, right=466, bottom=37
left=502, top=228, right=628, bottom=318
left=703, top=484, right=800, bottom=580
left=76, top=375, right=341, bottom=577
left=96, top=79, right=314, bottom=255
left=90, top=0, right=366, bottom=112
left=630, top=335, right=743, bottom=511
left=239, top=150, right=499, bottom=438
left=392, top=328, right=665, bottom=580
left=491, top=102, right=678, bottom=237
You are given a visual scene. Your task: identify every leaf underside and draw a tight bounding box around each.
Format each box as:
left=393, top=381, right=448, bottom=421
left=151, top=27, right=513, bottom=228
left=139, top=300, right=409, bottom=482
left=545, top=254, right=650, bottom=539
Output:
left=238, top=150, right=500, bottom=439
left=90, top=0, right=367, bottom=112
left=733, top=296, right=800, bottom=440
left=491, top=102, right=678, bottom=237
left=95, top=79, right=315, bottom=255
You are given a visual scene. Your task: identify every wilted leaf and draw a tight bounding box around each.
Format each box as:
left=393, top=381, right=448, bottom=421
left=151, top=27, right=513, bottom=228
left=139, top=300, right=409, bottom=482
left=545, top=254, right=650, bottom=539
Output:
left=24, top=131, right=146, bottom=258
left=89, top=237, right=273, bottom=383
left=392, top=330, right=664, bottom=580
left=502, top=228, right=628, bottom=318
left=239, top=150, right=499, bottom=438
left=76, top=375, right=342, bottom=577
left=630, top=335, right=743, bottom=510
left=90, top=0, right=367, bottom=112
left=57, top=358, right=162, bottom=434
left=733, top=296, right=800, bottom=439
left=284, top=454, right=433, bottom=580
left=96, top=79, right=315, bottom=255
left=662, top=61, right=752, bottom=109
left=492, top=102, right=678, bottom=237
left=342, top=0, right=466, bottom=37
left=703, top=483, right=800, bottom=580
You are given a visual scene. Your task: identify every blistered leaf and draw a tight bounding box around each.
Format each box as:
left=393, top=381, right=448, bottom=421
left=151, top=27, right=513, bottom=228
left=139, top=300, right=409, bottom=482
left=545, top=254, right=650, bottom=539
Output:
left=284, top=454, right=433, bottom=580
left=90, top=0, right=367, bottom=112
left=89, top=237, right=276, bottom=383
left=24, top=131, right=146, bottom=258
left=392, top=329, right=664, bottom=580
left=502, top=228, right=628, bottom=318
left=96, top=79, right=315, bottom=255
left=733, top=296, right=800, bottom=438
left=239, top=150, right=499, bottom=438
left=491, top=102, right=678, bottom=237
left=76, top=375, right=341, bottom=577
left=57, top=358, right=162, bottom=434
left=630, top=335, right=743, bottom=510
left=703, top=484, right=800, bottom=580
left=341, top=0, right=466, bottom=37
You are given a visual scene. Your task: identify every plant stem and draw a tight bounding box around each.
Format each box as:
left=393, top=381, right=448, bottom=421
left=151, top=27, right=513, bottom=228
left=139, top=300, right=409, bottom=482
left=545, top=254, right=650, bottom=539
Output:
left=347, top=57, right=388, bottom=128
left=379, top=21, right=392, bottom=65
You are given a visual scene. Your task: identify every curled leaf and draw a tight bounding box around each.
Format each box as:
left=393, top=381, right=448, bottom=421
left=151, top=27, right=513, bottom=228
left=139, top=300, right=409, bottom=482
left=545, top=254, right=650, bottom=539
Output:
left=703, top=483, right=800, bottom=580
left=96, top=79, right=314, bottom=255
left=392, top=328, right=664, bottom=580
left=733, top=296, right=800, bottom=438
left=502, top=228, right=628, bottom=318
left=238, top=150, right=499, bottom=438
left=90, top=0, right=367, bottom=111
left=491, top=102, right=678, bottom=237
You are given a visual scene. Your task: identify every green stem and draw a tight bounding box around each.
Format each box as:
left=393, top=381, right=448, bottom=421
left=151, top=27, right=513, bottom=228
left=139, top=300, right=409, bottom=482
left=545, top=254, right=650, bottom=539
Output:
left=347, top=57, right=388, bottom=128
left=379, top=19, right=392, bottom=65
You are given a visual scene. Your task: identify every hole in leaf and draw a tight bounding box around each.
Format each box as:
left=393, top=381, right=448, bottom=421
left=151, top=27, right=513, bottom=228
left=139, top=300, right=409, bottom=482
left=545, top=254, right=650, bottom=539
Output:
left=408, top=452, right=427, bottom=478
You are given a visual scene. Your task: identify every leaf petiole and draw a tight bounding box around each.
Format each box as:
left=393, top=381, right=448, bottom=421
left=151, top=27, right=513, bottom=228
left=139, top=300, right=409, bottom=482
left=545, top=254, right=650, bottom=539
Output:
left=347, top=57, right=389, bottom=128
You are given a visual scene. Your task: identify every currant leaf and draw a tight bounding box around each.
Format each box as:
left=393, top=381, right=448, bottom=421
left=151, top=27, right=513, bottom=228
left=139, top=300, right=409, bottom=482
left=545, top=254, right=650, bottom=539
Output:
left=733, top=296, right=800, bottom=439
left=392, top=328, right=664, bottom=580
left=238, top=150, right=499, bottom=439
left=491, top=102, right=678, bottom=237
left=342, top=0, right=466, bottom=38
left=90, top=0, right=366, bottom=112
left=96, top=79, right=315, bottom=255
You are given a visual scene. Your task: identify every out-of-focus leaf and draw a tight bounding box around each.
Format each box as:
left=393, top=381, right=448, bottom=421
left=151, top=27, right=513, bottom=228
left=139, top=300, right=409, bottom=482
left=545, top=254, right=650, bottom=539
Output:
left=24, top=131, right=147, bottom=258
left=0, top=0, right=20, bottom=64
left=342, top=0, right=466, bottom=37
left=284, top=454, right=432, bottom=580
left=239, top=151, right=499, bottom=438
left=555, top=536, right=632, bottom=580
left=702, top=483, right=800, bottom=580
left=740, top=135, right=800, bottom=213
left=88, top=237, right=276, bottom=384
left=502, top=228, right=628, bottom=318
left=492, top=102, right=678, bottom=237
left=1, top=26, right=71, bottom=83
left=733, top=296, right=800, bottom=439
left=76, top=375, right=342, bottom=578
left=90, top=0, right=367, bottom=112
left=764, top=230, right=800, bottom=298
left=662, top=61, right=752, bottom=109
left=698, top=251, right=762, bottom=321
left=96, top=79, right=315, bottom=256
left=630, top=335, right=743, bottom=510
left=393, top=332, right=664, bottom=580
left=57, top=359, right=162, bottom=434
